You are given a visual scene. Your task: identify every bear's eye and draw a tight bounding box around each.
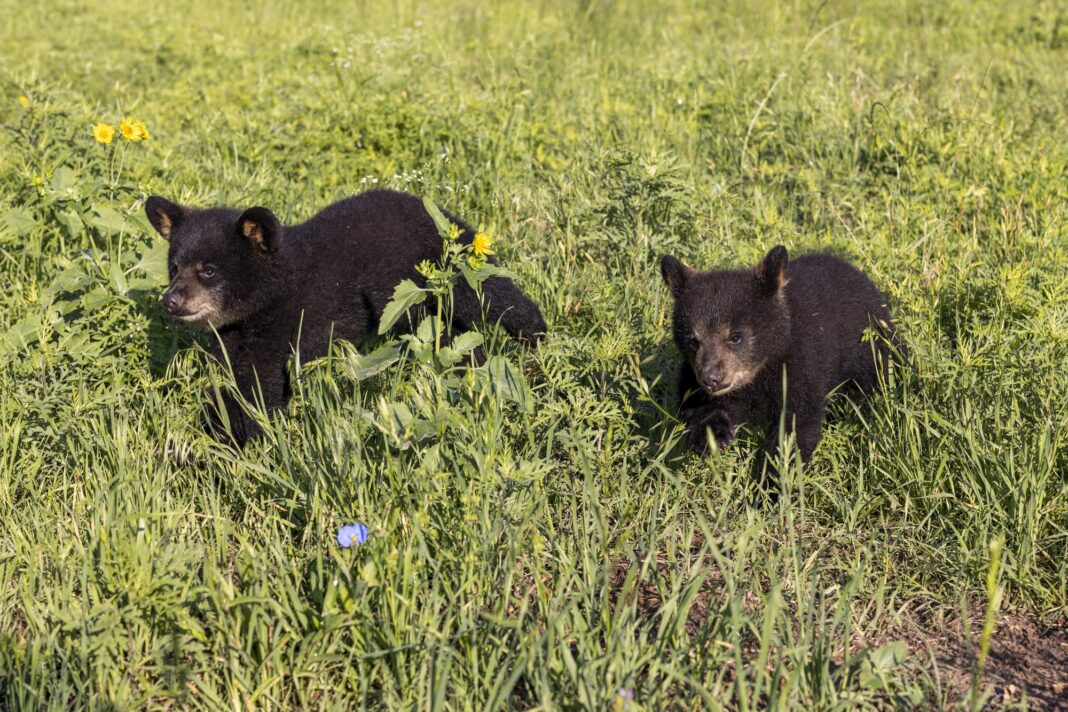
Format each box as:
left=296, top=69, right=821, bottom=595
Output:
left=686, top=334, right=700, bottom=350
left=200, top=265, right=217, bottom=279
left=728, top=331, right=744, bottom=345
left=168, top=262, right=177, bottom=279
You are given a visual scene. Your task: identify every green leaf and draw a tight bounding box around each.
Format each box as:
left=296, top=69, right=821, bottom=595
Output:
left=58, top=209, right=85, bottom=239
left=129, top=239, right=169, bottom=280
left=386, top=401, right=413, bottom=429
left=867, top=641, right=909, bottom=672
left=415, top=314, right=440, bottom=343
left=422, top=196, right=454, bottom=237
left=344, top=341, right=401, bottom=380
left=44, top=265, right=93, bottom=299
left=90, top=206, right=127, bottom=235
left=51, top=165, right=77, bottom=191
left=81, top=287, right=117, bottom=311
left=109, top=263, right=128, bottom=295
left=452, top=331, right=483, bottom=354
left=436, top=347, right=462, bottom=367
left=125, top=276, right=159, bottom=292
left=377, top=279, right=427, bottom=335
left=485, top=355, right=528, bottom=409
left=4, top=209, right=39, bottom=236
left=459, top=260, right=514, bottom=291
left=0, top=314, right=42, bottom=353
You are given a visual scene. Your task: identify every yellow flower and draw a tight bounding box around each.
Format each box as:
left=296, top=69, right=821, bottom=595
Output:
left=119, top=117, right=138, bottom=141
left=31, top=175, right=43, bottom=186
left=472, top=231, right=494, bottom=257
left=92, top=123, right=115, bottom=144
left=17, top=95, right=30, bottom=109
left=120, top=117, right=151, bottom=142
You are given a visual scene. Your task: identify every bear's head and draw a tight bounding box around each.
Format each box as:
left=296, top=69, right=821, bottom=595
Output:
left=661, top=246, right=792, bottom=397
left=146, top=196, right=282, bottom=329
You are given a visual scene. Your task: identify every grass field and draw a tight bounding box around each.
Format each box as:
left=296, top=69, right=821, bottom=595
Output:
left=1, top=0, right=1067, bottom=708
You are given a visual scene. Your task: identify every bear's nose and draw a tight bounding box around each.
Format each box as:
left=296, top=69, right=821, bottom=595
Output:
left=700, top=369, right=723, bottom=391
left=162, top=291, right=183, bottom=314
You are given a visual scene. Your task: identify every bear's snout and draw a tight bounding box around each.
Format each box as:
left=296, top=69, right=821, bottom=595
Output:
left=162, top=290, right=184, bottom=315
left=699, top=368, right=724, bottom=392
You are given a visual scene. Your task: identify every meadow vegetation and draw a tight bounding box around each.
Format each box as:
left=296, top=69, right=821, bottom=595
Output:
left=0, top=0, right=1066, bottom=708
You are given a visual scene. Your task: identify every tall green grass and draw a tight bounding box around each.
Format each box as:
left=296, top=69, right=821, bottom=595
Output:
left=1, top=0, right=1065, bottom=708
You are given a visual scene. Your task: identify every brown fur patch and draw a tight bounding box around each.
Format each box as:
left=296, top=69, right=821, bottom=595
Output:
left=242, top=219, right=267, bottom=251
left=155, top=210, right=173, bottom=238
left=711, top=360, right=766, bottom=395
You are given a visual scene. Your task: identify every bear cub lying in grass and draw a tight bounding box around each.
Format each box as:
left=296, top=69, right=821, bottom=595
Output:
left=661, top=246, right=898, bottom=473
left=147, top=189, right=546, bottom=445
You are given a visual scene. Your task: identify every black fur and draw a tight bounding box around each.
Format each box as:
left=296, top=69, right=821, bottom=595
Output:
left=661, top=246, right=898, bottom=475
left=148, top=189, right=547, bottom=445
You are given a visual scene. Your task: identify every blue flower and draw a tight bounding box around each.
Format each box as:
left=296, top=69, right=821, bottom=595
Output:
left=612, top=688, right=635, bottom=711
left=337, top=523, right=369, bottom=548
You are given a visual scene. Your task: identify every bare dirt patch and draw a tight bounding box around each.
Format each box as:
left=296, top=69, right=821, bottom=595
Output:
left=895, top=608, right=1068, bottom=710
left=607, top=542, right=1067, bottom=708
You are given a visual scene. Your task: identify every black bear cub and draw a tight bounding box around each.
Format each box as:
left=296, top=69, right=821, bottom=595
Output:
left=661, top=246, right=897, bottom=471
left=147, top=189, right=546, bottom=444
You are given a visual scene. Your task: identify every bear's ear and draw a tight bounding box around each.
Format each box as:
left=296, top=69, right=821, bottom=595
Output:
left=236, top=207, right=281, bottom=253
left=661, top=255, right=695, bottom=298
left=754, top=245, right=788, bottom=297
left=145, top=196, right=187, bottom=240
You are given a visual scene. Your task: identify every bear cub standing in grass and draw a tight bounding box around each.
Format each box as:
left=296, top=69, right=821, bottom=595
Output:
left=661, top=246, right=898, bottom=472
left=147, top=189, right=546, bottom=445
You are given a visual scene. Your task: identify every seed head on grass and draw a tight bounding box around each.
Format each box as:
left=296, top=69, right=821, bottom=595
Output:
left=337, top=523, right=369, bottom=548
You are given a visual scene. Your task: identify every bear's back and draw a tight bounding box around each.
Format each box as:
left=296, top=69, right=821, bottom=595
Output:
left=783, top=253, right=895, bottom=389
left=785, top=254, right=890, bottom=323
left=297, top=190, right=447, bottom=260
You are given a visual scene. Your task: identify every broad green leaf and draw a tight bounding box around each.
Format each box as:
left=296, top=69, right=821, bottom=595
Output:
left=51, top=165, right=77, bottom=191
left=451, top=331, right=483, bottom=354
left=58, top=209, right=85, bottom=238
left=867, top=641, right=909, bottom=672
left=485, top=355, right=528, bottom=409
left=422, top=196, right=453, bottom=237
left=125, top=276, right=159, bottom=292
left=436, top=346, right=462, bottom=367
left=4, top=208, right=39, bottom=236
left=459, top=260, right=514, bottom=291
left=109, top=263, right=128, bottom=295
left=90, top=206, right=127, bottom=235
left=415, top=314, right=440, bottom=343
left=129, top=239, right=169, bottom=280
left=0, top=314, right=42, bottom=353
left=44, top=265, right=93, bottom=298
left=81, top=287, right=116, bottom=311
left=378, top=279, right=427, bottom=335
left=344, top=341, right=401, bottom=380
left=386, top=401, right=413, bottom=429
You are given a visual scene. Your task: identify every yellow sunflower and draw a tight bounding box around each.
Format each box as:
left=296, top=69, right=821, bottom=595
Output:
left=119, top=117, right=151, bottom=141
left=92, top=123, right=115, bottom=144
left=119, top=117, right=138, bottom=141
left=472, top=231, right=494, bottom=257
